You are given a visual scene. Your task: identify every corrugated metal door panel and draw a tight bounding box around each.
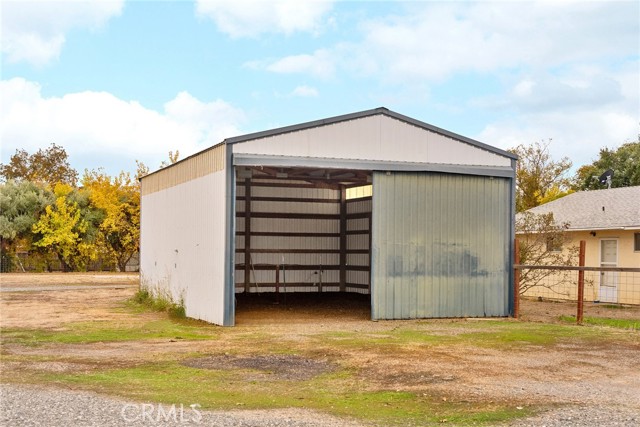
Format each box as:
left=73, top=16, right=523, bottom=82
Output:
left=372, top=172, right=510, bottom=320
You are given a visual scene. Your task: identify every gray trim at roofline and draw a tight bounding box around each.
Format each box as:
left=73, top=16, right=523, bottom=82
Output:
left=233, top=154, right=516, bottom=178
left=224, top=107, right=518, bottom=161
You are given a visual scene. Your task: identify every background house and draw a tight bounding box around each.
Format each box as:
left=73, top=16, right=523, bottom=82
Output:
left=140, top=107, right=517, bottom=326
left=519, top=186, right=640, bottom=304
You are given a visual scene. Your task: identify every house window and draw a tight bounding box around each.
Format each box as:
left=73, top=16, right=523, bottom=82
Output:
left=635, top=233, right=640, bottom=252
left=546, top=235, right=562, bottom=252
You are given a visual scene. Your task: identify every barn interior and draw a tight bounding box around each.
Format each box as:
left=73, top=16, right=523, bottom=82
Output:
left=234, top=166, right=373, bottom=312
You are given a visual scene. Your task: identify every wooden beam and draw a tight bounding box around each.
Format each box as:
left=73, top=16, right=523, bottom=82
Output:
left=235, top=264, right=341, bottom=271
left=235, top=282, right=340, bottom=289
left=346, top=212, right=370, bottom=220
left=244, top=178, right=251, bottom=293
left=345, top=230, right=369, bottom=235
left=236, top=196, right=340, bottom=204
left=339, top=186, right=347, bottom=292
left=248, top=181, right=320, bottom=189
left=236, top=249, right=341, bottom=254
left=346, top=196, right=372, bottom=203
left=236, top=212, right=341, bottom=220
left=234, top=263, right=370, bottom=271
left=368, top=212, right=373, bottom=290
left=236, top=231, right=340, bottom=237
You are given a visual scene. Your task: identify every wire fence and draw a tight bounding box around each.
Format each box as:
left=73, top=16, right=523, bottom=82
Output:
left=515, top=266, right=640, bottom=328
left=519, top=268, right=640, bottom=305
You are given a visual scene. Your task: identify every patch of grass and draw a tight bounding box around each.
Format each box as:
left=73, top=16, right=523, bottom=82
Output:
left=131, top=289, right=185, bottom=319
left=33, top=361, right=533, bottom=426
left=600, top=304, right=629, bottom=310
left=319, top=320, right=614, bottom=352
left=560, top=315, right=640, bottom=330
left=1, top=319, right=219, bottom=346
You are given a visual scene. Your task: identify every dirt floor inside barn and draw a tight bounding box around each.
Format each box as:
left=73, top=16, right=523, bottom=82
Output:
left=1, top=273, right=639, bottom=426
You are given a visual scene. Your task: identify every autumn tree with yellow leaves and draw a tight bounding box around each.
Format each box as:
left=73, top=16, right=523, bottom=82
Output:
left=508, top=140, right=573, bottom=212
left=31, top=183, right=99, bottom=271
left=82, top=170, right=140, bottom=272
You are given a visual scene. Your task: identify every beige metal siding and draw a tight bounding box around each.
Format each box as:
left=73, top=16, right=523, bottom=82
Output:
left=141, top=145, right=225, bottom=196
left=233, top=115, right=510, bottom=167
left=372, top=172, right=511, bottom=319
left=140, top=168, right=227, bottom=325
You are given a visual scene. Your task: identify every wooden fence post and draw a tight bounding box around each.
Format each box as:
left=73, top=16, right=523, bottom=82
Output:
left=577, top=240, right=586, bottom=324
left=514, top=238, right=520, bottom=319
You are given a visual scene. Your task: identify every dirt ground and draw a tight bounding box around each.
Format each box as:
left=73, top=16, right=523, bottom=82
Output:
left=1, top=273, right=639, bottom=418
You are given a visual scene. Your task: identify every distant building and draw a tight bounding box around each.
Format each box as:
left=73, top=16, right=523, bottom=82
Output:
left=519, top=186, right=640, bottom=304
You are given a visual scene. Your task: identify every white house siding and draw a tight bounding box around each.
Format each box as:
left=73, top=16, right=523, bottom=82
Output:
left=140, top=145, right=227, bottom=325
left=232, top=115, right=511, bottom=168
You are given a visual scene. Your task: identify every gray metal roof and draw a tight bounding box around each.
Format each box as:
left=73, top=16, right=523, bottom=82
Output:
left=523, top=186, right=640, bottom=230
left=224, top=107, right=518, bottom=160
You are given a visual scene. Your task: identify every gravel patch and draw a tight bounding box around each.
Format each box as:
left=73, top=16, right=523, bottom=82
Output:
left=503, top=405, right=639, bottom=427
left=0, top=384, right=364, bottom=427
left=181, top=354, right=336, bottom=381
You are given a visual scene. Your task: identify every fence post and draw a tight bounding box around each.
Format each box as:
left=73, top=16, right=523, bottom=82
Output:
left=514, top=238, right=520, bottom=319
left=577, top=240, right=586, bottom=325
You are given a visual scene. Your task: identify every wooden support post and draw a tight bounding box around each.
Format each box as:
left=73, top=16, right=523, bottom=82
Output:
left=514, top=238, right=520, bottom=319
left=577, top=240, right=586, bottom=325
left=275, top=263, right=280, bottom=302
left=339, top=186, right=347, bottom=292
left=368, top=212, right=373, bottom=292
left=244, top=179, right=251, bottom=293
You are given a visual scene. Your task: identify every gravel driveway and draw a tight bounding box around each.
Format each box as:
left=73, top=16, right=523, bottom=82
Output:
left=3, top=383, right=639, bottom=427
left=0, top=384, right=363, bottom=427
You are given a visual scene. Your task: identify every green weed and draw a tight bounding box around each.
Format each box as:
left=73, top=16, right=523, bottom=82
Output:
left=560, top=315, right=640, bottom=330
left=1, top=319, right=218, bottom=346
left=131, top=288, right=185, bottom=319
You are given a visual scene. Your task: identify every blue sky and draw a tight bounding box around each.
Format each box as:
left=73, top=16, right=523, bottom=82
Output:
left=1, top=0, right=639, bottom=178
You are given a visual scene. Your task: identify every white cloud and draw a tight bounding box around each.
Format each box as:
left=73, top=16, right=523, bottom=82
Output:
left=265, top=49, right=335, bottom=78
left=350, top=1, right=639, bottom=83
left=291, top=85, right=319, bottom=97
left=1, top=0, right=124, bottom=66
left=0, top=78, right=245, bottom=175
left=475, top=61, right=639, bottom=168
left=477, top=104, right=638, bottom=171
left=255, top=1, right=638, bottom=84
left=195, top=0, right=334, bottom=38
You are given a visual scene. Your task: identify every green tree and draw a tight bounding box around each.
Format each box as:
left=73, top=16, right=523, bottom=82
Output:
left=572, top=140, right=640, bottom=190
left=83, top=169, right=140, bottom=272
left=0, top=143, right=78, bottom=186
left=509, top=140, right=573, bottom=212
left=0, top=180, right=54, bottom=271
left=31, top=183, right=99, bottom=271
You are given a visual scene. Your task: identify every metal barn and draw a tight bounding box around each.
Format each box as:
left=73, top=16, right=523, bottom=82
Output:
left=140, top=108, right=517, bottom=326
